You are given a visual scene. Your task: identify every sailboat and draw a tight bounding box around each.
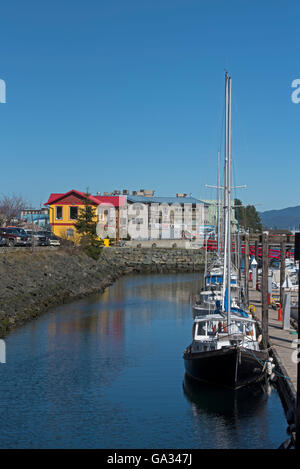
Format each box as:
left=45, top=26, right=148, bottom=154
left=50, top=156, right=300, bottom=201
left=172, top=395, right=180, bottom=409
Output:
left=192, top=144, right=239, bottom=316
left=183, top=72, right=268, bottom=389
left=192, top=259, right=241, bottom=316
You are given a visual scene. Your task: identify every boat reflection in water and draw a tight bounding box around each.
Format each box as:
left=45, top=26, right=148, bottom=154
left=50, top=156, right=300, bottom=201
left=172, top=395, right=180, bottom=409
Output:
left=182, top=373, right=280, bottom=448
left=183, top=372, right=269, bottom=418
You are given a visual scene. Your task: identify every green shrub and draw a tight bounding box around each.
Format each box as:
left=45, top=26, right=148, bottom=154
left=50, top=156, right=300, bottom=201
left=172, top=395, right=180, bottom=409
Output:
left=0, top=318, right=10, bottom=337
left=83, top=244, right=103, bottom=260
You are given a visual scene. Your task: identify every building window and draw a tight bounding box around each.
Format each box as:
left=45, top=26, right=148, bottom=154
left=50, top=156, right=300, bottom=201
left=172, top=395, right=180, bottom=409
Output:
left=69, top=206, right=78, bottom=220
left=66, top=228, right=74, bottom=237
left=56, top=206, right=63, bottom=220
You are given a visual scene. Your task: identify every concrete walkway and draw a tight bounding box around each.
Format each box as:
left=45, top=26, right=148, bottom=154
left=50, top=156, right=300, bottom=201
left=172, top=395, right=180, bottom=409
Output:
left=249, top=287, right=297, bottom=393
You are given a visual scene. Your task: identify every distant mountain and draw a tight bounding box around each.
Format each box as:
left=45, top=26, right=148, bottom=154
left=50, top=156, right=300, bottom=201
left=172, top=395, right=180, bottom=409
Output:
left=258, top=205, right=300, bottom=230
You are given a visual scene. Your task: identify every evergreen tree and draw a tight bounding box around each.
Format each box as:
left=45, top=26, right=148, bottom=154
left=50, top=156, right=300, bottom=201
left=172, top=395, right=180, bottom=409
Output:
left=74, top=191, right=103, bottom=259
left=234, top=198, right=245, bottom=228
left=234, top=198, right=262, bottom=232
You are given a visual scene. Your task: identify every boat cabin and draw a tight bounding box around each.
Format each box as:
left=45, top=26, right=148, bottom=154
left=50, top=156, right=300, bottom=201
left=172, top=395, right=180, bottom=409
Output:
left=205, top=273, right=238, bottom=287
left=191, top=314, right=258, bottom=352
left=198, top=290, right=222, bottom=303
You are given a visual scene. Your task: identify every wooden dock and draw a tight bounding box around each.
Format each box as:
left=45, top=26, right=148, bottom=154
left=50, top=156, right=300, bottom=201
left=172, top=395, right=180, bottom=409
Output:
left=249, top=286, right=297, bottom=413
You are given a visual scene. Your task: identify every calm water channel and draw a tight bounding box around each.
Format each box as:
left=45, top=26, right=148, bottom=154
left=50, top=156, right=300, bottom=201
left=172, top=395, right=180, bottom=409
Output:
left=0, top=273, right=288, bottom=449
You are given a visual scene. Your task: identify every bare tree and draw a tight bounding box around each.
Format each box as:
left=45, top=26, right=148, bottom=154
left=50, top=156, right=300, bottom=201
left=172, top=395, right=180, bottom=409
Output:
left=0, top=194, right=28, bottom=226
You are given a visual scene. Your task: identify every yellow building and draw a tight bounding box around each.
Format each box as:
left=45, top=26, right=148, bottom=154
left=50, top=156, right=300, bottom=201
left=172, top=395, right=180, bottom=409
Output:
left=45, top=190, right=125, bottom=242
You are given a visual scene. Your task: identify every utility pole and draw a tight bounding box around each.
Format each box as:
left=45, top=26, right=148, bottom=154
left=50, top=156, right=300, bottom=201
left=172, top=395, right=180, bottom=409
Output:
left=261, top=232, right=269, bottom=350
left=280, top=235, right=286, bottom=311
left=31, top=213, right=35, bottom=252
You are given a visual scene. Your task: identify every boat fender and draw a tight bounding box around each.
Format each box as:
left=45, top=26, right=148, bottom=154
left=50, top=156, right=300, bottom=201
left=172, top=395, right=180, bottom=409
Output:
left=267, top=359, right=276, bottom=376
left=249, top=304, right=255, bottom=314
left=257, top=334, right=262, bottom=344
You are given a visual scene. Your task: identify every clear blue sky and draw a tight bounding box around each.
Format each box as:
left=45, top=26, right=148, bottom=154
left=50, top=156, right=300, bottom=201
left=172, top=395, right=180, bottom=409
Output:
left=0, top=0, right=299, bottom=211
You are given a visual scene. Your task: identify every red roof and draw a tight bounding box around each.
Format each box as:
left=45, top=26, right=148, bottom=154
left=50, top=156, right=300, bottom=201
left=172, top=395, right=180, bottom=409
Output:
left=93, top=195, right=126, bottom=207
left=45, top=190, right=126, bottom=207
left=46, top=193, right=65, bottom=205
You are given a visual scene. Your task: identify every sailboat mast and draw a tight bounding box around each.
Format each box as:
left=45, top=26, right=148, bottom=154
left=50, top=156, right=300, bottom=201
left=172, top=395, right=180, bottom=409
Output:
left=222, top=72, right=229, bottom=309
left=217, top=150, right=221, bottom=256
left=226, top=75, right=232, bottom=329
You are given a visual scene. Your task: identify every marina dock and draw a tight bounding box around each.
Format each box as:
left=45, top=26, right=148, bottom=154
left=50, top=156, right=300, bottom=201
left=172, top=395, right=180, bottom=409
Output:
left=249, top=286, right=297, bottom=414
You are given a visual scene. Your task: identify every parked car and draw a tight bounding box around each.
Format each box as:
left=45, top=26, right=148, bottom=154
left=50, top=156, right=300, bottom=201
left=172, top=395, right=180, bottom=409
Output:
left=0, top=236, right=6, bottom=246
left=14, top=227, right=32, bottom=246
left=25, top=230, right=49, bottom=246
left=48, top=234, right=61, bottom=246
left=0, top=227, right=30, bottom=247
left=41, top=231, right=61, bottom=246
left=42, top=231, right=53, bottom=239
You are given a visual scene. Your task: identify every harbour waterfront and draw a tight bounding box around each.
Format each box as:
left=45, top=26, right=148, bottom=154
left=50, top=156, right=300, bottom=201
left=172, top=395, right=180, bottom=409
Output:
left=0, top=273, right=288, bottom=449
left=0, top=247, right=205, bottom=338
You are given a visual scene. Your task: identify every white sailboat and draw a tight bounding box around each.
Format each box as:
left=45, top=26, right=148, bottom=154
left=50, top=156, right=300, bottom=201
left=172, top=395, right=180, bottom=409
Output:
left=184, top=72, right=268, bottom=389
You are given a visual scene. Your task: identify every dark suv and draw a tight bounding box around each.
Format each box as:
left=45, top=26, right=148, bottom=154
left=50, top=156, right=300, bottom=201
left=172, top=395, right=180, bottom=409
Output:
left=0, top=227, right=30, bottom=247
left=25, top=230, right=49, bottom=246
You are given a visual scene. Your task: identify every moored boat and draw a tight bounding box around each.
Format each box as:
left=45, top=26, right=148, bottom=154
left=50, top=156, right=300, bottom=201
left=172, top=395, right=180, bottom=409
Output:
left=183, top=313, right=268, bottom=389
left=184, top=72, right=268, bottom=390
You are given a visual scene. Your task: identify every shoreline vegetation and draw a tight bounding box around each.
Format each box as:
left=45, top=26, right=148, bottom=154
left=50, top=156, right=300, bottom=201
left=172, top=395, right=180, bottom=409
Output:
left=0, top=246, right=205, bottom=338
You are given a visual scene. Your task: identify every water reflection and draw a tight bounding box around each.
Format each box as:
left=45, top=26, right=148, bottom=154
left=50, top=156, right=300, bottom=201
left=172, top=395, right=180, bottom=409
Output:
left=115, top=273, right=203, bottom=305
left=183, top=374, right=279, bottom=449
left=183, top=373, right=268, bottom=416
left=45, top=273, right=203, bottom=344
left=0, top=273, right=287, bottom=449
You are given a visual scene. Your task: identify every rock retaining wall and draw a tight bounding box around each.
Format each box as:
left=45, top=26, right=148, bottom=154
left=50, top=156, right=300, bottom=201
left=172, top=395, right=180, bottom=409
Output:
left=0, top=247, right=205, bottom=337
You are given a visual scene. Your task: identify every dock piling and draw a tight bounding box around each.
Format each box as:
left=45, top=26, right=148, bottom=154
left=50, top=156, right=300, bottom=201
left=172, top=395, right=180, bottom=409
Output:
left=250, top=257, right=257, bottom=289
left=261, top=232, right=269, bottom=350
left=283, top=292, right=291, bottom=331
left=255, top=240, right=258, bottom=263
left=268, top=271, right=272, bottom=304
left=294, top=233, right=300, bottom=450
left=280, top=235, right=286, bottom=312
left=244, top=235, right=249, bottom=308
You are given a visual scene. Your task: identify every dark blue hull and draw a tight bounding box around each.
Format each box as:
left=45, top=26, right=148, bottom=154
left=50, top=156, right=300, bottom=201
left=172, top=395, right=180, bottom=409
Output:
left=183, top=346, right=268, bottom=389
